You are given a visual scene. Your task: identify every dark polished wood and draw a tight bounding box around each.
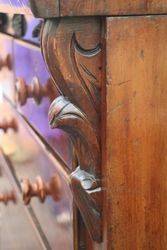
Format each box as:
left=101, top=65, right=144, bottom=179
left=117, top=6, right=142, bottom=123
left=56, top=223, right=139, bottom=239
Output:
left=41, top=17, right=104, bottom=243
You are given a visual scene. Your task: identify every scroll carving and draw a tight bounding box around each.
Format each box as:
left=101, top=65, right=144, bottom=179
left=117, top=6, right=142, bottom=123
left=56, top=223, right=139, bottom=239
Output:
left=41, top=17, right=103, bottom=243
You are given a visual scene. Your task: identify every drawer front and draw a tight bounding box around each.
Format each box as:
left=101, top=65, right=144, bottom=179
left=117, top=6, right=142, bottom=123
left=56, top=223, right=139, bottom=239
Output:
left=0, top=100, right=74, bottom=250
left=13, top=40, right=71, bottom=166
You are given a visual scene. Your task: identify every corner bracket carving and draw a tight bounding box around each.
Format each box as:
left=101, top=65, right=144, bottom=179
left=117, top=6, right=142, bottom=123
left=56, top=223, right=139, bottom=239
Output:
left=41, top=17, right=104, bottom=243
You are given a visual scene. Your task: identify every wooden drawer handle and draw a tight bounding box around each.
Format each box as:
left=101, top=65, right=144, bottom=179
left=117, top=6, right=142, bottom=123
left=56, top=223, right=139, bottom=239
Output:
left=15, top=77, right=49, bottom=106
left=21, top=175, right=61, bottom=205
left=0, top=54, right=12, bottom=70
left=0, top=118, right=18, bottom=133
left=0, top=190, right=17, bottom=205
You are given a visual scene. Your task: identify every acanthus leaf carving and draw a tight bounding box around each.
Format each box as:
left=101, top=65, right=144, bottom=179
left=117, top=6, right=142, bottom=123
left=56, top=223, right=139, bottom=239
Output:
left=41, top=17, right=103, bottom=243
left=41, top=17, right=103, bottom=130
left=49, top=96, right=100, bottom=175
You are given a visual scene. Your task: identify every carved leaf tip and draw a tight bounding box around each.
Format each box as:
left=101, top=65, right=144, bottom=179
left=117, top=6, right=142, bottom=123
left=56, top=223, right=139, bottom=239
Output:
left=48, top=96, right=69, bottom=128
left=48, top=95, right=86, bottom=129
left=70, top=166, right=99, bottom=191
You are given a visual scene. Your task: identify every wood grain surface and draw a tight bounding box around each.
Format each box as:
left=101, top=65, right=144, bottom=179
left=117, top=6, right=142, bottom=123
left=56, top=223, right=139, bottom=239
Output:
left=105, top=15, right=167, bottom=249
left=42, top=16, right=104, bottom=246
left=0, top=0, right=167, bottom=17
left=29, top=0, right=59, bottom=17
left=61, top=0, right=167, bottom=16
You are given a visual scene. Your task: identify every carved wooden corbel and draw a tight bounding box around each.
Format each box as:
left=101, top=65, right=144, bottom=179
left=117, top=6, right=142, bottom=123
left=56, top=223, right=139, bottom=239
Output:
left=41, top=17, right=104, bottom=243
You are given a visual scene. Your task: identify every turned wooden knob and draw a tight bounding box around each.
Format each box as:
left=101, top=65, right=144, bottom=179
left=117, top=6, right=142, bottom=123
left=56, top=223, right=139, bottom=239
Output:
left=0, top=118, right=18, bottom=133
left=0, top=54, right=12, bottom=70
left=21, top=175, right=61, bottom=205
left=15, top=77, right=48, bottom=106
left=0, top=190, right=17, bottom=205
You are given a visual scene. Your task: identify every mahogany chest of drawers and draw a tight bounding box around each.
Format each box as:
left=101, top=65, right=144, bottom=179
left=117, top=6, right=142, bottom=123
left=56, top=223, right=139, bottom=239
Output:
left=0, top=1, right=166, bottom=249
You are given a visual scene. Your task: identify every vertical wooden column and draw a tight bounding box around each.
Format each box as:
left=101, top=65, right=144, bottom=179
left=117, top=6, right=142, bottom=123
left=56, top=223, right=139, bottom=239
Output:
left=105, top=16, right=167, bottom=249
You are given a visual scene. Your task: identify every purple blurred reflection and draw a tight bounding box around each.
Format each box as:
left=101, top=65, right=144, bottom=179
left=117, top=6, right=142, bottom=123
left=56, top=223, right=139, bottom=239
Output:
left=14, top=40, right=72, bottom=167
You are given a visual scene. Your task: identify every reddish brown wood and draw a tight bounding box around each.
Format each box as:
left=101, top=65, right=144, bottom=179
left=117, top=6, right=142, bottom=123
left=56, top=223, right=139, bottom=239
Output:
left=105, top=16, right=167, bottom=249
left=0, top=190, right=17, bottom=205
left=0, top=54, right=12, bottom=70
left=0, top=117, right=18, bottom=133
left=41, top=17, right=104, bottom=243
left=60, top=0, right=167, bottom=16
left=1, top=1, right=167, bottom=17
left=21, top=175, right=62, bottom=204
left=42, top=17, right=102, bottom=128
left=29, top=0, right=59, bottom=17
left=16, top=77, right=54, bottom=105
left=0, top=3, right=166, bottom=250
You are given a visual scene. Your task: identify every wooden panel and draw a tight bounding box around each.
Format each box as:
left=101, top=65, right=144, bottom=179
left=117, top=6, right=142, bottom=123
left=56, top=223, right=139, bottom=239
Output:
left=60, top=0, right=167, bottom=16
left=29, top=0, right=59, bottom=18
left=0, top=0, right=167, bottom=17
left=105, top=16, right=167, bottom=249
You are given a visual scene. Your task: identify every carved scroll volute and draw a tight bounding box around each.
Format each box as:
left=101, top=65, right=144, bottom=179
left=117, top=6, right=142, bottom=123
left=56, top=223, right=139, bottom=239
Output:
left=41, top=17, right=103, bottom=130
left=41, top=17, right=103, bottom=243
